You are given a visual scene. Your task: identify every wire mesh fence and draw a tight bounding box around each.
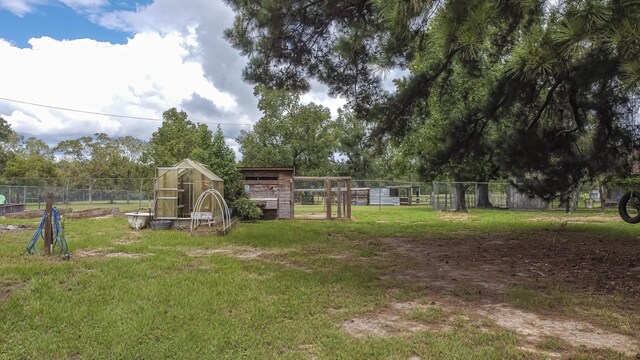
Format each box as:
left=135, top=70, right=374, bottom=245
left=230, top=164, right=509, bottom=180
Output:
left=432, top=182, right=510, bottom=211
left=0, top=178, right=154, bottom=211
left=0, top=177, right=607, bottom=215
left=293, top=179, right=434, bottom=208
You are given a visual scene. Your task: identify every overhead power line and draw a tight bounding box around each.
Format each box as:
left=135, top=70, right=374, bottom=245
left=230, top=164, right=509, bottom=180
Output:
left=0, top=96, right=252, bottom=127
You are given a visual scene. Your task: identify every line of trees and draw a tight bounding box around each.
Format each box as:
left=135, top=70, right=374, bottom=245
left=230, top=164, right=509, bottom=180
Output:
left=0, top=104, right=411, bottom=208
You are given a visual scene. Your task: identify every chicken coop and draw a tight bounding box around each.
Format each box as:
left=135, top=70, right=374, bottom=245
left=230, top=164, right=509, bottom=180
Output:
left=154, top=159, right=225, bottom=224
left=239, top=167, right=294, bottom=220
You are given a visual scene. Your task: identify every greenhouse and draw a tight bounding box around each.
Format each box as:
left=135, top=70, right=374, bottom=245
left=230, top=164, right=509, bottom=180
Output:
left=154, top=159, right=224, bottom=221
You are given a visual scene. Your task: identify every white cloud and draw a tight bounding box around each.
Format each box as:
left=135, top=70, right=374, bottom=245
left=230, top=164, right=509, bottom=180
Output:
left=300, top=81, right=347, bottom=119
left=0, top=0, right=45, bottom=16
left=0, top=31, right=238, bottom=144
left=60, top=0, right=108, bottom=13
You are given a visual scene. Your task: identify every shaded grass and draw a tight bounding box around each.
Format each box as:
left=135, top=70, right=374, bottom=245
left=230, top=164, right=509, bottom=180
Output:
left=0, top=206, right=638, bottom=358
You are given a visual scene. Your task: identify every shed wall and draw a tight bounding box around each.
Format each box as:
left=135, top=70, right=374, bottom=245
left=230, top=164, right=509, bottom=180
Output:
left=240, top=168, right=294, bottom=219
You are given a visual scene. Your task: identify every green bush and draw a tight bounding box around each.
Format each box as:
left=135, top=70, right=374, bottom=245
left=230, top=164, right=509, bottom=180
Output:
left=233, top=197, right=262, bottom=221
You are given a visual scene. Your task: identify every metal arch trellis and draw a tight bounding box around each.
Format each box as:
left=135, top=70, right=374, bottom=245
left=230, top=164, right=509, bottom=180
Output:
left=190, top=189, right=231, bottom=234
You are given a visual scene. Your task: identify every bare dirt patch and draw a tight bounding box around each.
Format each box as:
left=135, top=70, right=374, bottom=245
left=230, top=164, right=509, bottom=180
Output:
left=343, top=314, right=429, bottom=337
left=437, top=212, right=476, bottom=221
left=295, top=213, right=327, bottom=220
left=340, top=296, right=638, bottom=356
left=376, top=235, right=640, bottom=299
left=186, top=247, right=265, bottom=258
left=528, top=215, right=620, bottom=224
left=479, top=304, right=640, bottom=356
left=341, top=301, right=452, bottom=338
left=73, top=249, right=152, bottom=259
left=0, top=224, right=30, bottom=233
left=185, top=247, right=311, bottom=272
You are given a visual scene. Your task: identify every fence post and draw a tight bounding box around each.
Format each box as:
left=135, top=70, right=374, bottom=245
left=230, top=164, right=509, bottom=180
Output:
left=432, top=182, right=437, bottom=210
left=346, top=179, right=352, bottom=219
left=44, top=193, right=53, bottom=256
left=337, top=180, right=343, bottom=218
left=378, top=181, right=382, bottom=212
left=325, top=178, right=332, bottom=219
left=23, top=186, right=26, bottom=205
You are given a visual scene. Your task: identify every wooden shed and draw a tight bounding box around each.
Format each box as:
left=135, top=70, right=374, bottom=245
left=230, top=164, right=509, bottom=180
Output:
left=154, top=159, right=224, bottom=220
left=239, top=167, right=294, bottom=220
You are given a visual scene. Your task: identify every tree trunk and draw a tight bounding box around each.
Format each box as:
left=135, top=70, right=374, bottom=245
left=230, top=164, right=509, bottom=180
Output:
left=454, top=182, right=467, bottom=212
left=567, top=186, right=580, bottom=213
left=561, top=186, right=581, bottom=213
left=558, top=197, right=567, bottom=209
left=476, top=183, right=493, bottom=208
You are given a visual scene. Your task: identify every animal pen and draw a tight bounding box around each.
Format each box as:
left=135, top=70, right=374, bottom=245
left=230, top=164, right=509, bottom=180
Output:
left=293, top=177, right=353, bottom=219
left=154, top=159, right=230, bottom=231
left=297, top=180, right=431, bottom=204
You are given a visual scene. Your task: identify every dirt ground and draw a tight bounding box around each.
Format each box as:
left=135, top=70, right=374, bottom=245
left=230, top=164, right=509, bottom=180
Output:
left=355, top=231, right=640, bottom=357
left=376, top=229, right=640, bottom=300
left=73, top=249, right=152, bottom=259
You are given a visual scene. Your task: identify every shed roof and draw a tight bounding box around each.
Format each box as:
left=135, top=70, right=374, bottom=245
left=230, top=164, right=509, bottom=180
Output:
left=238, top=167, right=295, bottom=172
left=173, top=159, right=224, bottom=182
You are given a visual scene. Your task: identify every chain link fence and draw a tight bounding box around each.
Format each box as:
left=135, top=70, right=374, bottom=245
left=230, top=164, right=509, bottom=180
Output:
left=0, top=178, right=154, bottom=211
left=293, top=179, right=434, bottom=208
left=432, top=182, right=510, bottom=211
left=1, top=177, right=599, bottom=214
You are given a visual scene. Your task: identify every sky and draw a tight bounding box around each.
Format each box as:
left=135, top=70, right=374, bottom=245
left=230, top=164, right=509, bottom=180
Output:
left=0, top=0, right=348, bottom=154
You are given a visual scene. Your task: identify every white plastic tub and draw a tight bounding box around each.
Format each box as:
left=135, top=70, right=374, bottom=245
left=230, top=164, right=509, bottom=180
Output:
left=125, top=212, right=153, bottom=230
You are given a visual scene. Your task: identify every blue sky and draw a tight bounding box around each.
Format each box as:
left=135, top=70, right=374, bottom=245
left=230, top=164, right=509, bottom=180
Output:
left=0, top=1, right=151, bottom=47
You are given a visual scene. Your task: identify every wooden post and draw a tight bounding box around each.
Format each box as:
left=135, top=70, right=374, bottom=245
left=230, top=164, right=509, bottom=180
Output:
left=337, top=180, right=342, bottom=219
left=346, top=179, right=352, bottom=219
left=44, top=193, right=53, bottom=256
left=325, top=178, right=332, bottom=219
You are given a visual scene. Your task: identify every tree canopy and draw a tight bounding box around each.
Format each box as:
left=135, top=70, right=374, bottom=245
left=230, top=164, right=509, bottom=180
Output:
left=237, top=85, right=337, bottom=175
left=204, top=126, right=245, bottom=205
left=143, top=108, right=212, bottom=167
left=225, top=0, right=640, bottom=199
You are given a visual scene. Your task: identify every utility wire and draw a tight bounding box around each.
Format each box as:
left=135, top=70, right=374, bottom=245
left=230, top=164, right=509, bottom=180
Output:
left=0, top=96, right=252, bottom=127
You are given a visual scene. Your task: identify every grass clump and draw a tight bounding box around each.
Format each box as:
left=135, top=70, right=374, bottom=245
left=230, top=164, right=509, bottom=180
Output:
left=409, top=306, right=446, bottom=324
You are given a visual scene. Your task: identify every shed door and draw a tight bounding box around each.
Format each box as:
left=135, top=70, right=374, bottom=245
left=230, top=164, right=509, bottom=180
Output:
left=156, top=168, right=178, bottom=219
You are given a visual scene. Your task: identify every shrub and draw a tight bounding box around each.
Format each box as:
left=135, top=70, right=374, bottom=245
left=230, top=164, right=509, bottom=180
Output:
left=233, top=197, right=262, bottom=221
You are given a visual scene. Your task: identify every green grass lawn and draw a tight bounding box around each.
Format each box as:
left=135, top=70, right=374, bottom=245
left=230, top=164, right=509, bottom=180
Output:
left=1, top=207, right=638, bottom=359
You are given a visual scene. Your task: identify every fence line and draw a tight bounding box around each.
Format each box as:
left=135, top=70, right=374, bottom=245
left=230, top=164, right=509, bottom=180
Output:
left=0, top=179, right=154, bottom=210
